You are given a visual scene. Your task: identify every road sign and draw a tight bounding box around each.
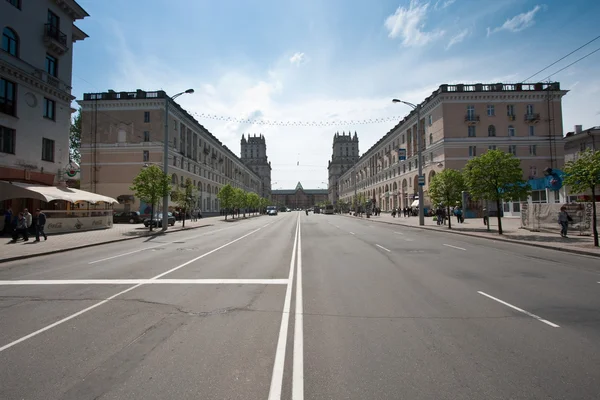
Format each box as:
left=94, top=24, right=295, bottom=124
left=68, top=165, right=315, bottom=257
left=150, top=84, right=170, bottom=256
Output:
left=398, top=148, right=406, bottom=161
left=418, top=175, right=425, bottom=186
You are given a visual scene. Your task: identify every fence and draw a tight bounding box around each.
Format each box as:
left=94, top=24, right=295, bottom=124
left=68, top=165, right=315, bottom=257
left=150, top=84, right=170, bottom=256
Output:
left=521, top=202, right=594, bottom=236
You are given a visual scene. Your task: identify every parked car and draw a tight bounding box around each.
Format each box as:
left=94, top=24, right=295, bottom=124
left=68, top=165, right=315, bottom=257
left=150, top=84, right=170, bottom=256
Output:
left=143, top=212, right=176, bottom=227
left=113, top=211, right=143, bottom=224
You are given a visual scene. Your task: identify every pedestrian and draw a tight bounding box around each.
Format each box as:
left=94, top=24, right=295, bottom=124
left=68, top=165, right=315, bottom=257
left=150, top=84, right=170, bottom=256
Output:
left=23, top=208, right=32, bottom=233
left=3, top=207, right=12, bottom=236
left=35, top=209, right=47, bottom=241
left=10, top=212, right=28, bottom=242
left=455, top=207, right=463, bottom=223
left=558, top=206, right=572, bottom=238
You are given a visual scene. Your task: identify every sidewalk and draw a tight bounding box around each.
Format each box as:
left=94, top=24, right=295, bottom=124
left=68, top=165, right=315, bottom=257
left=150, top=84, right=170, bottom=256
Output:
left=343, top=212, right=600, bottom=257
left=0, top=215, right=241, bottom=263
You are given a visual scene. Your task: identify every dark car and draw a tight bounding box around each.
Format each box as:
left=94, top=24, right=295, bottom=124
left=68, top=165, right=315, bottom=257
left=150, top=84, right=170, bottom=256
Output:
left=113, top=211, right=143, bottom=224
left=143, top=212, right=176, bottom=227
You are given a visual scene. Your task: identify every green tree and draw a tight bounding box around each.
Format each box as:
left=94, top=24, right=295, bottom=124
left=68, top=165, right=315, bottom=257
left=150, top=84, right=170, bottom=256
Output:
left=217, top=184, right=235, bottom=220
left=70, top=108, right=82, bottom=164
left=563, top=148, right=600, bottom=246
left=233, top=188, right=248, bottom=218
left=463, top=150, right=530, bottom=235
left=247, top=192, right=260, bottom=216
left=130, top=165, right=171, bottom=231
left=173, top=178, right=198, bottom=228
left=428, top=169, right=466, bottom=230
left=259, top=197, right=269, bottom=214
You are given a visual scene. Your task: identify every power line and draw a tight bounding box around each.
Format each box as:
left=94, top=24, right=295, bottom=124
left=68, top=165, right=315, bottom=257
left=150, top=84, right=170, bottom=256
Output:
left=539, top=46, right=600, bottom=82
left=520, top=34, right=600, bottom=82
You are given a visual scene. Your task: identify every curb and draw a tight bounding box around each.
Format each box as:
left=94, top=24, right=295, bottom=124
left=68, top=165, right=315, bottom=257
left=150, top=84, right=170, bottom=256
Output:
left=1, top=223, right=211, bottom=264
left=340, top=214, right=600, bottom=258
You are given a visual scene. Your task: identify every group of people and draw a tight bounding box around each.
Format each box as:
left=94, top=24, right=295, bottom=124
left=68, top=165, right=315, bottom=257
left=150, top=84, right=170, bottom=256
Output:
left=391, top=207, right=416, bottom=218
left=3, top=207, right=47, bottom=243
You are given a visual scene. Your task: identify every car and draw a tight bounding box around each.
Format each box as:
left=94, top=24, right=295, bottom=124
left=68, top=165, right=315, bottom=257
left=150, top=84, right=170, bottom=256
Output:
left=266, top=206, right=278, bottom=216
left=143, top=212, right=176, bottom=227
left=113, top=211, right=143, bottom=224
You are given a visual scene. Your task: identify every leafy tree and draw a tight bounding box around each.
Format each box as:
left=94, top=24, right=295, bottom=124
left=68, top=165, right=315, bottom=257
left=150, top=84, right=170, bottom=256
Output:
left=173, top=178, right=198, bottom=227
left=563, top=148, right=600, bottom=246
left=130, top=165, right=171, bottom=231
left=217, top=184, right=235, bottom=220
left=259, top=197, right=269, bottom=214
left=428, top=169, right=466, bottom=229
left=463, top=150, right=530, bottom=235
left=247, top=192, right=260, bottom=215
left=233, top=188, right=248, bottom=217
left=70, top=108, right=82, bottom=164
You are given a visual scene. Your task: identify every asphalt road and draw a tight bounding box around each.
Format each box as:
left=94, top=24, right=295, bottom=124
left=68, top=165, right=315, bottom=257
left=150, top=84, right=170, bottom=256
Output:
left=1, top=211, right=599, bottom=399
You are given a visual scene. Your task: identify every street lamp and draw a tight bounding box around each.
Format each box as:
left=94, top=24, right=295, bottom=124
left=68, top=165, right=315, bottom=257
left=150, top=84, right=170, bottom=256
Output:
left=162, top=88, right=194, bottom=231
left=392, top=98, right=424, bottom=226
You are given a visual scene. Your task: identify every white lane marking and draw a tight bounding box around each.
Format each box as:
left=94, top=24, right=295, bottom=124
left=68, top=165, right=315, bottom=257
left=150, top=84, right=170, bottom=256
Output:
left=0, top=226, right=264, bottom=354
left=0, top=279, right=288, bottom=285
left=293, top=215, right=304, bottom=400
left=404, top=238, right=414, bottom=242
left=376, top=244, right=391, bottom=252
left=393, top=231, right=404, bottom=235
left=443, top=244, right=467, bottom=251
left=268, top=215, right=299, bottom=400
left=349, top=232, right=355, bottom=235
left=335, top=225, right=340, bottom=228
left=477, top=291, right=560, bottom=328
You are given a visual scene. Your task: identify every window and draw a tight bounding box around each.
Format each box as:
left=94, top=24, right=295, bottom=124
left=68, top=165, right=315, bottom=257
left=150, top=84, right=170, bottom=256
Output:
left=506, top=104, right=514, bottom=116
left=43, top=98, right=55, bottom=120
left=468, top=126, right=476, bottom=137
left=488, top=125, right=496, bottom=137
left=513, top=202, right=520, bottom=212
left=173, top=137, right=177, bottom=149
left=2, top=27, right=18, bottom=57
left=526, top=104, right=534, bottom=115
left=508, top=125, right=515, bottom=136
left=401, top=134, right=405, bottom=144
left=0, top=78, right=16, bottom=116
left=529, top=145, right=537, bottom=155
left=529, top=126, right=535, bottom=136
left=143, top=150, right=149, bottom=162
left=488, top=145, right=497, bottom=150
left=531, top=190, right=547, bottom=203
left=42, top=138, right=54, bottom=161
left=529, top=166, right=537, bottom=178
left=0, top=125, right=15, bottom=154
left=45, top=54, right=57, bottom=77
left=173, top=156, right=177, bottom=166
left=467, top=105, right=475, bottom=118
left=469, top=146, right=477, bottom=157
left=487, top=105, right=495, bottom=116
left=428, top=115, right=432, bottom=126
left=144, top=111, right=150, bottom=122
left=6, top=0, right=21, bottom=9
left=143, top=131, right=150, bottom=142
left=508, top=145, right=517, bottom=155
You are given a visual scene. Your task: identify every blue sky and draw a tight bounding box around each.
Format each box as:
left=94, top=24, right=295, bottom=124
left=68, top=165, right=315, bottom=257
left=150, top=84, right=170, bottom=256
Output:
left=73, top=0, right=600, bottom=190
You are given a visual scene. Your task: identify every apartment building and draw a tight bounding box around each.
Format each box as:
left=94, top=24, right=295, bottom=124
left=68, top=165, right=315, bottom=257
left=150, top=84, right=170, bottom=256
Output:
left=564, top=125, right=599, bottom=202
left=1, top=0, right=88, bottom=186
left=338, top=82, right=567, bottom=216
left=77, top=90, right=265, bottom=214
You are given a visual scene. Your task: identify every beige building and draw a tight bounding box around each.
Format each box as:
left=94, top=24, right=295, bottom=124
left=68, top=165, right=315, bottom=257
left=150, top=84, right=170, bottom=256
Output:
left=77, top=90, right=265, bottom=214
left=338, top=82, right=567, bottom=216
left=241, top=134, right=272, bottom=200
left=564, top=125, right=599, bottom=202
left=272, top=182, right=328, bottom=210
left=327, top=131, right=359, bottom=204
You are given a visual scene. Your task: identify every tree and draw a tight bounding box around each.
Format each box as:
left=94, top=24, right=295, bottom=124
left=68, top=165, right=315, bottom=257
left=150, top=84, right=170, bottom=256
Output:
left=233, top=188, right=248, bottom=218
left=217, top=184, right=235, bottom=220
left=428, top=169, right=466, bottom=230
left=70, top=108, right=82, bottom=164
left=563, top=148, right=600, bottom=246
left=463, top=150, right=530, bottom=235
left=259, top=197, right=269, bottom=214
left=173, top=178, right=198, bottom=228
left=247, top=192, right=260, bottom=216
left=130, top=165, right=171, bottom=231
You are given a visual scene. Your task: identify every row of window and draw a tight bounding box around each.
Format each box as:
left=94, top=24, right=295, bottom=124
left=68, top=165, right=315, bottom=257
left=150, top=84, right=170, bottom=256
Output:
left=0, top=125, right=55, bottom=161
left=468, top=124, right=535, bottom=137
left=469, top=104, right=535, bottom=117
left=468, top=145, right=537, bottom=157
left=0, top=78, right=56, bottom=119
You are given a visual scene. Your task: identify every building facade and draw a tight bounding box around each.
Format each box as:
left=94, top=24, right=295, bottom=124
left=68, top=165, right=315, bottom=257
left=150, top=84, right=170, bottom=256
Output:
left=338, top=82, right=567, bottom=216
left=241, top=133, right=272, bottom=200
left=272, top=182, right=328, bottom=210
left=564, top=125, right=599, bottom=202
left=1, top=0, right=88, bottom=185
left=77, top=90, right=264, bottom=214
left=327, top=131, right=359, bottom=204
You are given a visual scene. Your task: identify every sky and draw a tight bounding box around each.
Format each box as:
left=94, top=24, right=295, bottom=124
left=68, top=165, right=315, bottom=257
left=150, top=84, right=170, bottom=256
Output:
left=72, top=0, right=600, bottom=190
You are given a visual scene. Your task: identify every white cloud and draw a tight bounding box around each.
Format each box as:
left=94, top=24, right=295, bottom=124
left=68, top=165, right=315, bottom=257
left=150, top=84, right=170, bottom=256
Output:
left=487, top=5, right=543, bottom=36
left=384, top=0, right=445, bottom=47
left=445, top=28, right=469, bottom=49
left=289, top=52, right=307, bottom=66
left=434, top=0, right=456, bottom=10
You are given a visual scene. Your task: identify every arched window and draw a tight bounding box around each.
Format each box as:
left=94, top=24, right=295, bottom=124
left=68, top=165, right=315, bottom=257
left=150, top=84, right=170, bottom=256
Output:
left=2, top=27, right=18, bottom=57
left=508, top=125, right=515, bottom=136
left=488, top=124, right=496, bottom=137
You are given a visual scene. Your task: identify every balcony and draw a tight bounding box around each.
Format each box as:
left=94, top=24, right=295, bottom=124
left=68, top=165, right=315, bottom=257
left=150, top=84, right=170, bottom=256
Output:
left=524, top=113, right=541, bottom=124
left=43, top=24, right=68, bottom=55
left=464, top=115, right=480, bottom=125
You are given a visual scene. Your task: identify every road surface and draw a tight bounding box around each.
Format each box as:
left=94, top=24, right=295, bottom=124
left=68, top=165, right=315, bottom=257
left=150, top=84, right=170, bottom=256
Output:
left=1, top=212, right=599, bottom=399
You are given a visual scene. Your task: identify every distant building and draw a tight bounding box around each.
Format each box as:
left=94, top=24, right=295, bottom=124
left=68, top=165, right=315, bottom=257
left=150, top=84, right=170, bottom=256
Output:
left=241, top=134, right=272, bottom=200
left=564, top=125, right=599, bottom=202
left=327, top=131, right=359, bottom=204
left=272, top=182, right=328, bottom=209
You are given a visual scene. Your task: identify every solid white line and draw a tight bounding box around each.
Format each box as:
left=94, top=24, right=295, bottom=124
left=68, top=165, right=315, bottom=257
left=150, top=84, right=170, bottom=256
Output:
left=268, top=215, right=299, bottom=400
left=443, top=244, right=467, bottom=251
left=293, top=216, right=304, bottom=400
left=0, top=279, right=289, bottom=285
left=477, top=291, right=560, bottom=328
left=349, top=232, right=355, bottom=235
left=393, top=231, right=404, bottom=235
left=404, top=238, right=414, bottom=242
left=0, top=226, right=264, bottom=354
left=376, top=244, right=391, bottom=252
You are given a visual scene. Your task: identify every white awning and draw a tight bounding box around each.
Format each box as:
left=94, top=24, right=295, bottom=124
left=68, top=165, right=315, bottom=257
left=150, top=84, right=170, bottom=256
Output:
left=0, top=181, right=117, bottom=204
left=411, top=200, right=419, bottom=207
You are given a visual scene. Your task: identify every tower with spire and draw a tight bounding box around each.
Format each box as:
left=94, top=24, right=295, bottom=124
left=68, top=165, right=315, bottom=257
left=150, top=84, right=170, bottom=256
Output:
left=241, top=134, right=272, bottom=199
left=327, top=131, right=360, bottom=204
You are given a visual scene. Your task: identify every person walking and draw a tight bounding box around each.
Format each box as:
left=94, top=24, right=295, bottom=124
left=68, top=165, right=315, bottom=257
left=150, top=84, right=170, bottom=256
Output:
left=23, top=208, right=32, bottom=234
left=10, top=213, right=28, bottom=242
left=35, top=209, right=47, bottom=241
left=558, top=206, right=572, bottom=238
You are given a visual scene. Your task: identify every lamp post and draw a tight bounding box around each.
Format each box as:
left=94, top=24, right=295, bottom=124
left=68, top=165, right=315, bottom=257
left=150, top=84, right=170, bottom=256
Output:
left=162, top=88, right=194, bottom=231
left=393, top=98, right=424, bottom=226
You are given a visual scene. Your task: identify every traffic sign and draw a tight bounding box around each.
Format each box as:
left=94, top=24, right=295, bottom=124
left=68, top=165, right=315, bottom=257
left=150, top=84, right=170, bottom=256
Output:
left=418, top=175, right=425, bottom=186
left=398, top=148, right=407, bottom=161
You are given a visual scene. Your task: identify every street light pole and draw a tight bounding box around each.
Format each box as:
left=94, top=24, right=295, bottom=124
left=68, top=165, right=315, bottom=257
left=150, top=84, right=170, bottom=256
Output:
left=392, top=99, right=424, bottom=226
left=162, top=89, right=194, bottom=231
